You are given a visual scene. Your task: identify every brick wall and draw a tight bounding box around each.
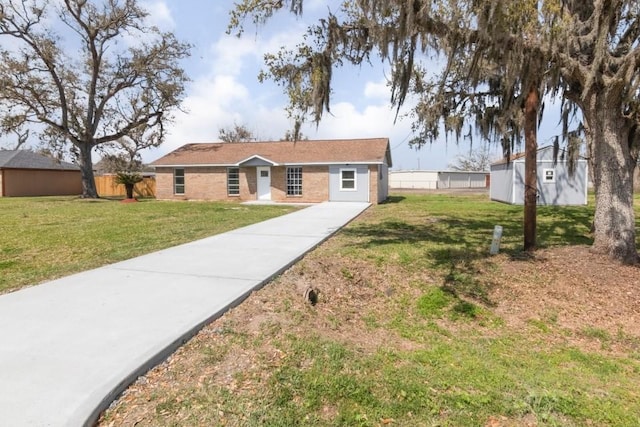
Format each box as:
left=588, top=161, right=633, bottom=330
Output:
left=270, top=165, right=329, bottom=203
left=155, top=164, right=385, bottom=203
left=369, top=165, right=378, bottom=204
left=156, top=166, right=255, bottom=201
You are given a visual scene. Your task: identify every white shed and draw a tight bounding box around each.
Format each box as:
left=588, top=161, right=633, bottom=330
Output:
left=490, top=146, right=588, bottom=205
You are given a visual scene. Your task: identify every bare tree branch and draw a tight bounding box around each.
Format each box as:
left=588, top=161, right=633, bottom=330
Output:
left=0, top=0, right=190, bottom=197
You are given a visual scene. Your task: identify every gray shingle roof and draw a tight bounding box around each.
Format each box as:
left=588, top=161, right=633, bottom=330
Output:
left=0, top=150, right=79, bottom=171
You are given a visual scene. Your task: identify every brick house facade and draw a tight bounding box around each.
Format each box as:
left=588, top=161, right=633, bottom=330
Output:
left=152, top=138, right=392, bottom=204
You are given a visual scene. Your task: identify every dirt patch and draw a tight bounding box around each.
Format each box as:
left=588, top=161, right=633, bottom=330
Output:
left=488, top=246, right=640, bottom=353
left=98, top=243, right=640, bottom=425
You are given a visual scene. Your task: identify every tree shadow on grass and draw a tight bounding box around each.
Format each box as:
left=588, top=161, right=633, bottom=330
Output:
left=342, top=203, right=595, bottom=305
left=345, top=205, right=594, bottom=254
left=382, top=196, right=406, bottom=204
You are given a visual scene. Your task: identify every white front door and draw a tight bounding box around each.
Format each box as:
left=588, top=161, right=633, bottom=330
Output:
left=257, top=167, right=271, bottom=200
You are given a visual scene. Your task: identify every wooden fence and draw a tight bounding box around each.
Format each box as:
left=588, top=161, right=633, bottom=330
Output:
left=95, top=175, right=156, bottom=198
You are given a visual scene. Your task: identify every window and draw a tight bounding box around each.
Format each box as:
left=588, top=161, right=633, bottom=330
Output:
left=227, top=167, right=240, bottom=196
left=286, top=167, right=303, bottom=196
left=340, top=168, right=357, bottom=191
left=173, top=168, right=185, bottom=195
left=543, top=168, right=555, bottom=183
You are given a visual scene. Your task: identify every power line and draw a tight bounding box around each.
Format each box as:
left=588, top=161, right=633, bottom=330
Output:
left=391, top=132, right=412, bottom=151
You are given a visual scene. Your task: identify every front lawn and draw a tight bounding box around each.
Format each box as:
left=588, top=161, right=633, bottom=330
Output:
left=99, top=192, right=640, bottom=426
left=0, top=197, right=295, bottom=294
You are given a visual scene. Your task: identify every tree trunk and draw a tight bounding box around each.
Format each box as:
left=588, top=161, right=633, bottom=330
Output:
left=523, top=84, right=539, bottom=252
left=78, top=143, right=99, bottom=198
left=587, top=102, right=638, bottom=264
left=125, top=183, right=134, bottom=199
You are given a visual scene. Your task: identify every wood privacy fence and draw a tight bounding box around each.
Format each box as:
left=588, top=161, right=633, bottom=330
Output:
left=95, top=175, right=156, bottom=198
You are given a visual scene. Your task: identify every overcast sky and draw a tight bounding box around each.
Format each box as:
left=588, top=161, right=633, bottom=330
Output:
left=5, top=0, right=568, bottom=170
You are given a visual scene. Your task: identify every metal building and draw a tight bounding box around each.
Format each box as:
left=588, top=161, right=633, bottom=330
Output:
left=389, top=170, right=488, bottom=189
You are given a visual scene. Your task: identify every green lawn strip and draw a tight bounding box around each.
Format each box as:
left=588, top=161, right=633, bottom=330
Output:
left=342, top=193, right=597, bottom=262
left=141, top=332, right=640, bottom=426
left=0, top=196, right=295, bottom=293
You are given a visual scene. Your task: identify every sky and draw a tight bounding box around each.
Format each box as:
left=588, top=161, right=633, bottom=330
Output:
left=3, top=0, right=568, bottom=170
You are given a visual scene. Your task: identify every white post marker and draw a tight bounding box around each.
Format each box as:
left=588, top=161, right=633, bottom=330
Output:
left=490, top=225, right=503, bottom=255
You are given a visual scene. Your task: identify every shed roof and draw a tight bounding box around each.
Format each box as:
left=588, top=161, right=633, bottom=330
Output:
left=151, top=138, right=392, bottom=167
left=0, top=150, right=79, bottom=171
left=491, top=145, right=587, bottom=166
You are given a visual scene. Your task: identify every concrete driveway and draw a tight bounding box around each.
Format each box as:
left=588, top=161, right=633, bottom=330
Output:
left=0, top=202, right=369, bottom=427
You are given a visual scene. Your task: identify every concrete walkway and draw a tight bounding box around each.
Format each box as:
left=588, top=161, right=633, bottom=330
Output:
left=0, top=202, right=370, bottom=427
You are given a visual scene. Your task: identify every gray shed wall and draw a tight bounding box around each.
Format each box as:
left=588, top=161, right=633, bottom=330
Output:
left=535, top=161, right=588, bottom=205
left=496, top=160, right=587, bottom=205
left=490, top=163, right=513, bottom=203
left=329, top=164, right=370, bottom=202
left=513, top=163, right=526, bottom=204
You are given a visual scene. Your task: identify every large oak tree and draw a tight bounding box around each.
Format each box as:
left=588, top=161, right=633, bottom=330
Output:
left=0, top=0, right=190, bottom=197
left=231, top=0, right=640, bottom=263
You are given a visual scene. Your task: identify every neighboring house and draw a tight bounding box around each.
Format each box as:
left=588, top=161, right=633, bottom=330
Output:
left=0, top=150, right=82, bottom=197
left=151, top=138, right=392, bottom=204
left=490, top=145, right=588, bottom=205
left=389, top=170, right=489, bottom=189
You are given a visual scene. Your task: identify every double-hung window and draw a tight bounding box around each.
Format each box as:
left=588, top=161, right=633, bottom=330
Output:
left=173, top=168, right=185, bottom=195
left=227, top=167, right=240, bottom=196
left=286, top=167, right=303, bottom=196
left=340, top=168, right=357, bottom=191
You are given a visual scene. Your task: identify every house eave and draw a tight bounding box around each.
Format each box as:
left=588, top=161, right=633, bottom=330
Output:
left=153, top=161, right=386, bottom=168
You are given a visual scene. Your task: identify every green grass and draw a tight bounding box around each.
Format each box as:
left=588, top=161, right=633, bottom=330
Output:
left=149, top=192, right=640, bottom=427
left=0, top=196, right=295, bottom=293
left=342, top=193, right=598, bottom=261
left=158, top=333, right=640, bottom=426
left=4, top=192, right=639, bottom=426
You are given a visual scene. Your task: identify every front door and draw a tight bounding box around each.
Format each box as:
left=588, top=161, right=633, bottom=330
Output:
left=257, top=167, right=271, bottom=201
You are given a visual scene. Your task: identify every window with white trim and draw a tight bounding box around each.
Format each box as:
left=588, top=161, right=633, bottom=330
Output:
left=227, top=167, right=240, bottom=195
left=340, top=168, right=357, bottom=191
left=286, top=167, right=302, bottom=196
left=173, top=168, right=185, bottom=195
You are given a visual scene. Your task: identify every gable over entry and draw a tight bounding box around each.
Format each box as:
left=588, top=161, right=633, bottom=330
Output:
left=151, top=138, right=392, bottom=204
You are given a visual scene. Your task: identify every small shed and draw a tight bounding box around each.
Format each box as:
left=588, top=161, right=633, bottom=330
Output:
left=0, top=150, right=82, bottom=197
left=490, top=146, right=588, bottom=205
